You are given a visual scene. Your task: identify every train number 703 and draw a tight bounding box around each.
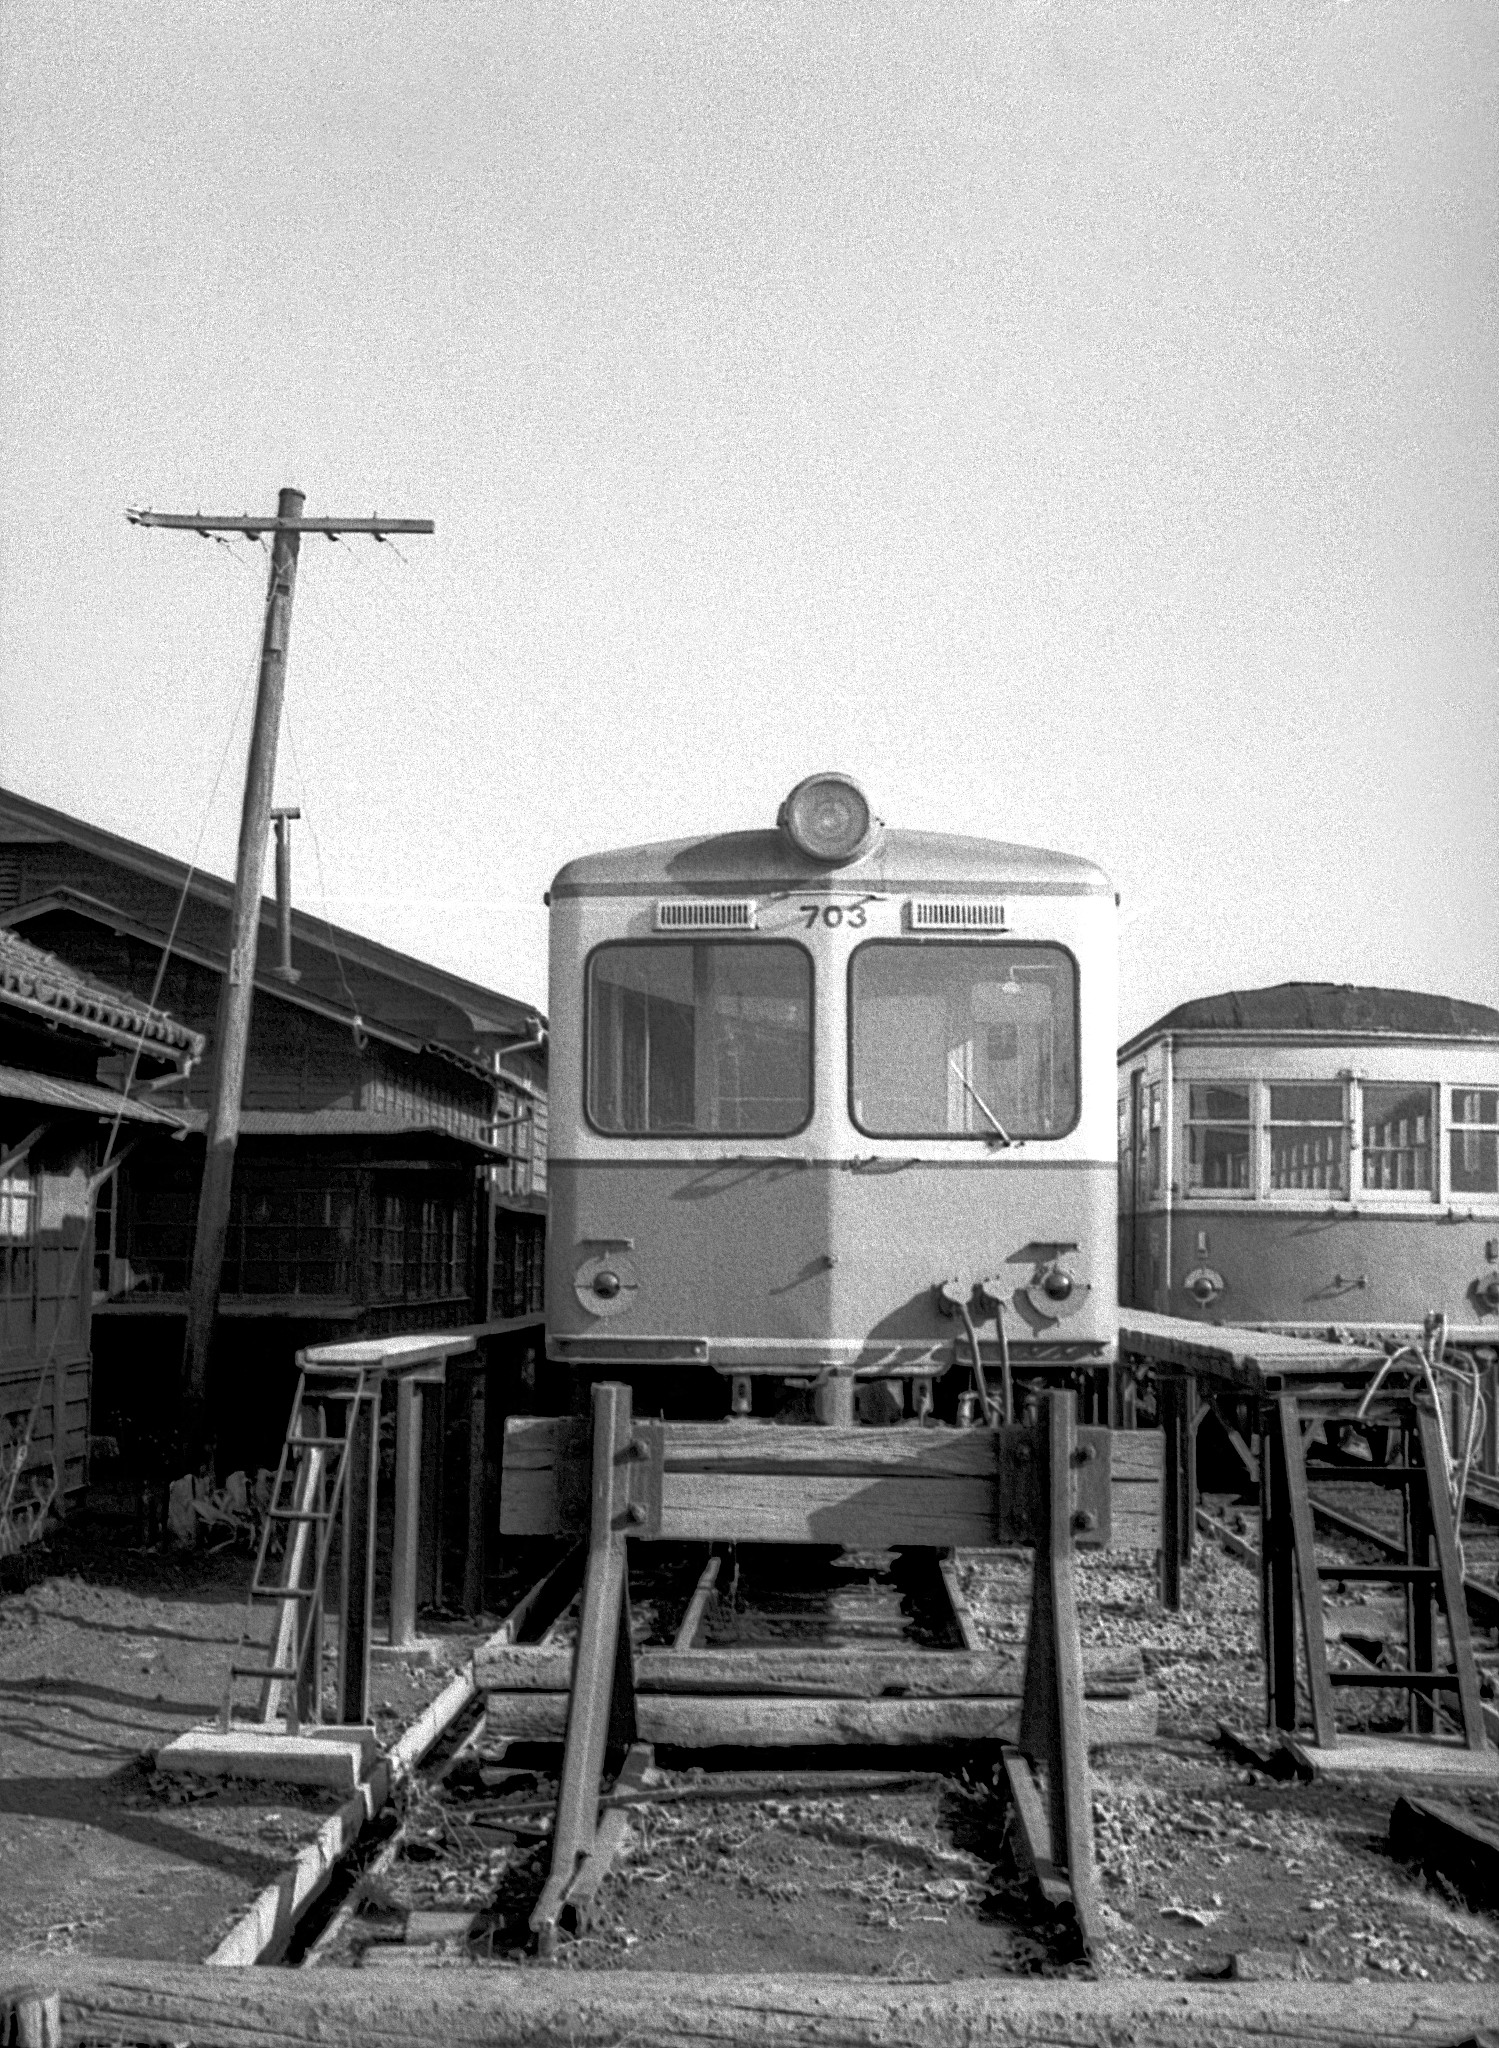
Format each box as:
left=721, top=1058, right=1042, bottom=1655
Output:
left=800, top=903, right=867, bottom=929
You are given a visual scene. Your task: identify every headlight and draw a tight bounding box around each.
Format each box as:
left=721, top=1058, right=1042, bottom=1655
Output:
left=777, top=772, right=881, bottom=865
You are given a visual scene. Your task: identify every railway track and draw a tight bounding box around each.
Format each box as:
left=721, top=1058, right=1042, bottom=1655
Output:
left=290, top=1539, right=1151, bottom=1971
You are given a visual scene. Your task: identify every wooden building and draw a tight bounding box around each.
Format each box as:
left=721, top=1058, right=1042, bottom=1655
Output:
left=1, top=927, right=200, bottom=1526
left=0, top=786, right=548, bottom=1471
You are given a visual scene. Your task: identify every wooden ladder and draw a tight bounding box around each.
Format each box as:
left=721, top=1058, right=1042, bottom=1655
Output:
left=510, top=1382, right=1118, bottom=1957
left=1259, top=1388, right=1489, bottom=1751
left=219, top=1361, right=374, bottom=1733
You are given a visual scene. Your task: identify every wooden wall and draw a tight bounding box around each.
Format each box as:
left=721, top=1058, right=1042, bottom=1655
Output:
left=1, top=1120, right=95, bottom=1503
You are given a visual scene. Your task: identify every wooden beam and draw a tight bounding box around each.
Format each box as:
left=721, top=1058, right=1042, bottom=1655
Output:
left=529, top=1384, right=634, bottom=1955
left=501, top=1416, right=1130, bottom=1550
left=1389, top=1792, right=1499, bottom=1907
left=476, top=1642, right=1147, bottom=1699
left=6, top=1955, right=1494, bottom=2046
left=468, top=1691, right=1156, bottom=1748
left=672, top=1553, right=721, bottom=1649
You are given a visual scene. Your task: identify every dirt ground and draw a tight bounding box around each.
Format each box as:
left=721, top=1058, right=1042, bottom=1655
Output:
left=0, top=1502, right=476, bottom=1964
left=3, top=1496, right=1498, bottom=1985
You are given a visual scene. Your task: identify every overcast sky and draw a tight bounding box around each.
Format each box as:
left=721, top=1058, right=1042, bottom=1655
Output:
left=3, top=1, right=1495, bottom=1036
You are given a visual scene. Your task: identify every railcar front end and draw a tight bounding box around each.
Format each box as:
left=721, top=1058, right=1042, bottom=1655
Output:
left=544, top=774, right=1118, bottom=1423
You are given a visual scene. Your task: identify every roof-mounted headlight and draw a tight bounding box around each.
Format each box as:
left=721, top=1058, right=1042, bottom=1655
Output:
left=777, top=772, right=882, bottom=866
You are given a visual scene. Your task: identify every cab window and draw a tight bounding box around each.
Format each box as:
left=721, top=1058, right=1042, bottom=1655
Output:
left=849, top=943, right=1078, bottom=1138
left=587, top=942, right=812, bottom=1136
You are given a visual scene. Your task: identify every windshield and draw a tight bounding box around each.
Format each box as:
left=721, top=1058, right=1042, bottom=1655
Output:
left=587, top=941, right=813, bottom=1136
left=850, top=942, right=1078, bottom=1139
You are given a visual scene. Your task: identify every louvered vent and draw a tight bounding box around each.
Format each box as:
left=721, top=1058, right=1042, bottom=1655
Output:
left=656, top=899, right=758, bottom=932
left=909, top=899, right=1008, bottom=932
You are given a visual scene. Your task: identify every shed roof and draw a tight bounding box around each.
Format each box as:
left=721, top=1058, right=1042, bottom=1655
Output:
left=0, top=783, right=544, bottom=1046
left=0, top=1064, right=190, bottom=1125
left=1123, top=982, right=1499, bottom=1055
left=173, top=1105, right=505, bottom=1151
left=0, top=926, right=203, bottom=1059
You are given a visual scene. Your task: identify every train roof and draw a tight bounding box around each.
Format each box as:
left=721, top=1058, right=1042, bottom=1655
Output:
left=1121, top=982, right=1499, bottom=1057
left=551, top=828, right=1112, bottom=900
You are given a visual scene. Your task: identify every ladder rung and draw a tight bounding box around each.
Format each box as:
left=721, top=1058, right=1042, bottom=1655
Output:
left=230, top=1662, right=300, bottom=1681
left=270, top=1507, right=333, bottom=1521
left=1316, top=1565, right=1441, bottom=1581
left=249, top=1585, right=319, bottom=1600
left=288, top=1434, right=345, bottom=1447
left=1328, top=1670, right=1460, bottom=1689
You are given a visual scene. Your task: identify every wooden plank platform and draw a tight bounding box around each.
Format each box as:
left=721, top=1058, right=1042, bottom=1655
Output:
left=1281, top=1734, right=1499, bottom=1784
left=1119, top=1310, right=1383, bottom=1391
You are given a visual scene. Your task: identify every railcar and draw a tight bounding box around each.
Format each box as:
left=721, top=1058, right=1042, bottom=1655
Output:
left=1117, top=984, right=1499, bottom=1332
left=1117, top=984, right=1499, bottom=1473
left=542, top=771, right=1118, bottom=1426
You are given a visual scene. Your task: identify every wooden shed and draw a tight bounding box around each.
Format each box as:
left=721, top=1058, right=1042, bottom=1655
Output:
left=0, top=786, right=548, bottom=1477
left=0, top=928, right=200, bottom=1533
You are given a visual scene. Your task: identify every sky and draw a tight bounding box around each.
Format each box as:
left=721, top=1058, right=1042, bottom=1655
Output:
left=2, top=0, right=1495, bottom=1038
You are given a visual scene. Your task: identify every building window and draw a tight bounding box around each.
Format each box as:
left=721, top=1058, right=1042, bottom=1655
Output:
left=372, top=1185, right=469, bottom=1303
left=1451, top=1088, right=1499, bottom=1196
left=1186, top=1084, right=1252, bottom=1191
left=1268, top=1083, right=1346, bottom=1193
left=1360, top=1084, right=1434, bottom=1193
left=1148, top=1082, right=1162, bottom=1193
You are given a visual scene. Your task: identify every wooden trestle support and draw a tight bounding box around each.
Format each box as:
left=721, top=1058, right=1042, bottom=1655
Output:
left=496, top=1383, right=1155, bottom=1955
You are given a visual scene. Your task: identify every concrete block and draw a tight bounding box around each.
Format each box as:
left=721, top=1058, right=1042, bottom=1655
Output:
left=156, top=1721, right=379, bottom=1792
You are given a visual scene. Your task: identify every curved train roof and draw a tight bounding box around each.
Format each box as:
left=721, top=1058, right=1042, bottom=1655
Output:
left=551, top=827, right=1112, bottom=899
left=1125, top=982, right=1499, bottom=1052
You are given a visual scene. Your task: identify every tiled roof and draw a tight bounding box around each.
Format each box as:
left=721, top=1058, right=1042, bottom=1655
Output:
left=1136, top=983, right=1499, bottom=1041
left=0, top=926, right=202, bottom=1058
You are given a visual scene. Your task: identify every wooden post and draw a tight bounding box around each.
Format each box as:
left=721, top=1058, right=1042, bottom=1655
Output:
left=389, top=1378, right=422, bottom=1649
left=1181, top=1372, right=1198, bottom=1562
left=1259, top=1398, right=1297, bottom=1731
left=418, top=1375, right=444, bottom=1610
left=179, top=486, right=304, bottom=1467
left=531, top=1381, right=635, bottom=1955
left=1015, top=1390, right=1101, bottom=1949
left=1275, top=1393, right=1337, bottom=1747
left=461, top=1364, right=487, bottom=1615
left=337, top=1391, right=379, bottom=1725
left=1159, top=1378, right=1182, bottom=1610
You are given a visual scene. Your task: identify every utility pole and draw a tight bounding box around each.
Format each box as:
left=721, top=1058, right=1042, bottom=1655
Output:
left=128, top=491, right=434, bottom=1469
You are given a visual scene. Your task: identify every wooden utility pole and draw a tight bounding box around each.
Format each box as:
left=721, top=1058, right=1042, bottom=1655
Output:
left=127, top=491, right=434, bottom=1468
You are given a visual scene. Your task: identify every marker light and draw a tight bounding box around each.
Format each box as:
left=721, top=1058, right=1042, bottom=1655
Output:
left=778, top=773, right=881, bottom=865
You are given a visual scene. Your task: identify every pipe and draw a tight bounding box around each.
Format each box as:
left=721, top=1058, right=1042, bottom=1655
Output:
left=269, top=808, right=301, bottom=983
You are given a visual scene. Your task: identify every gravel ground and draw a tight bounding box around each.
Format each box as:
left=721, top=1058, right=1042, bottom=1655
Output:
left=4, top=1510, right=1497, bottom=1983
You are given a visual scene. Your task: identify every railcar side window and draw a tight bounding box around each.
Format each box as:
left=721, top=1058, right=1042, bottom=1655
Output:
left=1449, top=1088, right=1498, bottom=1195
left=1186, top=1085, right=1251, bottom=1190
left=849, top=943, right=1077, bottom=1138
left=1361, top=1084, right=1434, bottom=1192
left=1268, top=1083, right=1346, bottom=1193
left=587, top=942, right=812, bottom=1136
